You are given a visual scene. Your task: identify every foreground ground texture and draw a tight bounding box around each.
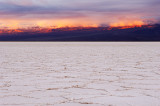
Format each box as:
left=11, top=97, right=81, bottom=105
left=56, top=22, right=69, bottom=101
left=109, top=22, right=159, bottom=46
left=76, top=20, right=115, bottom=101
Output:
left=0, top=42, right=160, bottom=106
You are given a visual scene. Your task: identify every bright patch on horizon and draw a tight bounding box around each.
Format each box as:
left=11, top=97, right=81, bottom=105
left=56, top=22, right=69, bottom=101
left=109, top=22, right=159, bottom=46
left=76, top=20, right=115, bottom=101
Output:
left=110, top=20, right=144, bottom=28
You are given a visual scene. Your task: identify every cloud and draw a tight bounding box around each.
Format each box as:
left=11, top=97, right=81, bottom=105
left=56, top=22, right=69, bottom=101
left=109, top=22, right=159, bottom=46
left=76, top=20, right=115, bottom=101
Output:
left=0, top=0, right=159, bottom=27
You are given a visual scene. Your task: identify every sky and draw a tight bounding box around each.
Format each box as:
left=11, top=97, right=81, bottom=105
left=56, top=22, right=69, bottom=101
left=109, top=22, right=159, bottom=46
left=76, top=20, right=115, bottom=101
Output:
left=0, top=0, right=159, bottom=29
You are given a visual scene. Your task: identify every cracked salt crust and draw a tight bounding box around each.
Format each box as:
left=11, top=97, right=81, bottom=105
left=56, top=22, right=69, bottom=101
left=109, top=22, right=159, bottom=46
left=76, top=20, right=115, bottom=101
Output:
left=0, top=42, right=160, bottom=106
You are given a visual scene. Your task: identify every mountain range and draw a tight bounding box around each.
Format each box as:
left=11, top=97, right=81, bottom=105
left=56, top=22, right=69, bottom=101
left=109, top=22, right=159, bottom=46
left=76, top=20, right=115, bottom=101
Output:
left=0, top=24, right=160, bottom=41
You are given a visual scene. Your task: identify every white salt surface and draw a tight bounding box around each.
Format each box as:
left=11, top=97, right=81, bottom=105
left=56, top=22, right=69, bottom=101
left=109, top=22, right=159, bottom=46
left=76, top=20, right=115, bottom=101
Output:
left=0, top=42, right=160, bottom=106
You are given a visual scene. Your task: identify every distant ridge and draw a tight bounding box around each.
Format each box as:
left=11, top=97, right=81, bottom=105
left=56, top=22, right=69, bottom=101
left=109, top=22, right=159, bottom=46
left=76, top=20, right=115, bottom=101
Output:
left=0, top=24, right=160, bottom=41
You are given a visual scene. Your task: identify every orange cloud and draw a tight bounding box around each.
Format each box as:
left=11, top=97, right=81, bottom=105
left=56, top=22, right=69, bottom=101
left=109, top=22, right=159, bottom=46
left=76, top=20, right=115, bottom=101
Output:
left=0, top=18, right=99, bottom=29
left=110, top=20, right=144, bottom=28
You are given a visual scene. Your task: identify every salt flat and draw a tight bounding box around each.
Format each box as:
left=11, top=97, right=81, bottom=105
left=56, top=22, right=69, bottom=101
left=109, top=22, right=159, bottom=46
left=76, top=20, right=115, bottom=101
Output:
left=0, top=42, right=160, bottom=106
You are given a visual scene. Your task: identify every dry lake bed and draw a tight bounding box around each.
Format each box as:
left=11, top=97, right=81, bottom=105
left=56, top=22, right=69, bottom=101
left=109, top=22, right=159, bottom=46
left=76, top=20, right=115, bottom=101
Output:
left=0, top=42, right=160, bottom=106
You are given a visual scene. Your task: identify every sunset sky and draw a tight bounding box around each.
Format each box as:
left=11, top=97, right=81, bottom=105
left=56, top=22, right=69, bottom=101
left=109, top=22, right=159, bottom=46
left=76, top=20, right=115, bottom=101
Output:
left=0, top=0, right=159, bottom=29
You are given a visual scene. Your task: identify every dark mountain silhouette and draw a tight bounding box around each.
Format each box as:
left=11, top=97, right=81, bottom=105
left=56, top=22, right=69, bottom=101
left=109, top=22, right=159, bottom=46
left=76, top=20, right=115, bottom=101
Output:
left=0, top=24, right=160, bottom=41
